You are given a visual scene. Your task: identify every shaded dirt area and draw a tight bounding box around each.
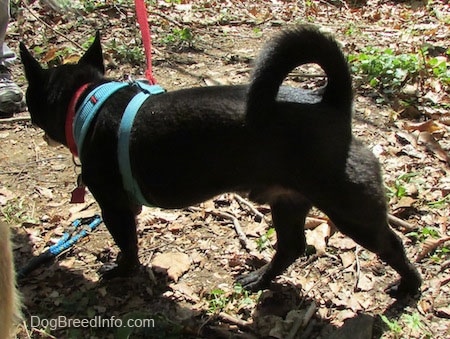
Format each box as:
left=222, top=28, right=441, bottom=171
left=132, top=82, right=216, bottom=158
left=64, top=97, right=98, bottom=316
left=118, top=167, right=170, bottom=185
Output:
left=1, top=0, right=449, bottom=338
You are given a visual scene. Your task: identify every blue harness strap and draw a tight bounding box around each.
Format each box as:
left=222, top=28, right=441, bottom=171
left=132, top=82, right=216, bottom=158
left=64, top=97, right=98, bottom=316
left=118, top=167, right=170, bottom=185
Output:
left=73, top=81, right=165, bottom=206
left=74, top=82, right=128, bottom=156
left=118, top=83, right=165, bottom=205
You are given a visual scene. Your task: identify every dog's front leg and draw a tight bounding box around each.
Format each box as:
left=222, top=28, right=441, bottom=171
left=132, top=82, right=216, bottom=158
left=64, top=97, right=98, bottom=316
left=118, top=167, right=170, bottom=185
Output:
left=82, top=165, right=141, bottom=278
left=98, top=204, right=140, bottom=279
left=238, top=197, right=311, bottom=291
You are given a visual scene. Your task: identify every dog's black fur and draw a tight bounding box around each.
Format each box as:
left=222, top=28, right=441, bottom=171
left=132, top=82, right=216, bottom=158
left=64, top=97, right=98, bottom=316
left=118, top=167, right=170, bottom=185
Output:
left=20, top=25, right=421, bottom=296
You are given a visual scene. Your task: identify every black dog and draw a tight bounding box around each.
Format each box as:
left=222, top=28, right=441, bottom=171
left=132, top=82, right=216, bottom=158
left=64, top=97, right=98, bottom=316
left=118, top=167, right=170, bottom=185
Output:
left=20, top=25, right=421, bottom=296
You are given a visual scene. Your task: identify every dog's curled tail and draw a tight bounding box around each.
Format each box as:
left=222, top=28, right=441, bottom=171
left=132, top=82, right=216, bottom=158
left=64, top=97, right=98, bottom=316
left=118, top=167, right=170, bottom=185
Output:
left=0, top=222, right=21, bottom=338
left=246, top=25, right=353, bottom=124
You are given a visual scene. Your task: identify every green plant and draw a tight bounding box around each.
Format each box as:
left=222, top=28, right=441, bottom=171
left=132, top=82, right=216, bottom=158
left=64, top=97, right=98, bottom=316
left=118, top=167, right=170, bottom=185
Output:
left=256, top=227, right=275, bottom=252
left=407, top=225, right=449, bottom=262
left=232, top=284, right=254, bottom=307
left=427, top=194, right=450, bottom=208
left=403, top=313, right=430, bottom=337
left=161, top=27, right=194, bottom=48
left=207, top=288, right=228, bottom=312
left=421, top=45, right=450, bottom=86
left=81, top=36, right=96, bottom=50
left=380, top=314, right=403, bottom=337
left=1, top=198, right=37, bottom=224
left=427, top=54, right=450, bottom=85
left=349, top=47, right=421, bottom=93
left=407, top=226, right=440, bottom=242
left=432, top=245, right=450, bottom=262
left=345, top=23, right=359, bottom=36
left=207, top=284, right=257, bottom=313
left=350, top=45, right=450, bottom=98
left=386, top=172, right=418, bottom=198
left=252, top=27, right=262, bottom=38
left=381, top=313, right=430, bottom=338
left=107, top=39, right=144, bottom=65
left=31, top=44, right=74, bottom=66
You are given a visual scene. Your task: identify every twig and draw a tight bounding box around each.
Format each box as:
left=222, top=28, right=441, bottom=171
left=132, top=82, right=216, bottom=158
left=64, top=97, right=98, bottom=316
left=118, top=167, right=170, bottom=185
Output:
left=0, top=116, right=30, bottom=124
left=233, top=194, right=333, bottom=231
left=440, top=276, right=450, bottom=287
left=218, top=312, right=253, bottom=331
left=140, top=238, right=178, bottom=264
left=388, top=214, right=417, bottom=231
left=188, top=207, right=254, bottom=253
left=299, top=265, right=341, bottom=308
left=305, top=217, right=329, bottom=230
left=21, top=1, right=84, bottom=50
left=19, top=319, right=32, bottom=339
left=298, top=254, right=319, bottom=269
left=440, top=259, right=450, bottom=272
left=353, top=245, right=361, bottom=292
left=150, top=10, right=185, bottom=28
left=213, top=210, right=252, bottom=252
left=233, top=194, right=267, bottom=222
left=30, top=327, right=57, bottom=338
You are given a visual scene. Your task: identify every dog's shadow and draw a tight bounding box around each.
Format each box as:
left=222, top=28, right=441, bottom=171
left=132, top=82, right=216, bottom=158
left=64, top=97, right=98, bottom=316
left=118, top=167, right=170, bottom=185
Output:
left=250, top=281, right=419, bottom=339
left=14, top=226, right=418, bottom=338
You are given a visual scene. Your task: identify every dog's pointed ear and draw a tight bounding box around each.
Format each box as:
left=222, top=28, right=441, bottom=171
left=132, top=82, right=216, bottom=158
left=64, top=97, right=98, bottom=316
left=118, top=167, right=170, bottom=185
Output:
left=78, top=31, right=105, bottom=74
left=20, top=42, right=43, bottom=83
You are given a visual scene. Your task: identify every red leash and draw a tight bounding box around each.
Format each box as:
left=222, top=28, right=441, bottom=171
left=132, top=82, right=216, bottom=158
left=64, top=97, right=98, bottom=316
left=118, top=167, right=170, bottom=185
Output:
left=135, top=0, right=157, bottom=85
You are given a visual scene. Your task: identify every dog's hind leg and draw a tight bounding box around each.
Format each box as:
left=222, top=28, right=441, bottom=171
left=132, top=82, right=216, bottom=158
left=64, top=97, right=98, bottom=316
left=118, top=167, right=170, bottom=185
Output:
left=238, top=196, right=312, bottom=291
left=100, top=206, right=140, bottom=279
left=322, top=170, right=422, bottom=298
left=331, top=212, right=421, bottom=297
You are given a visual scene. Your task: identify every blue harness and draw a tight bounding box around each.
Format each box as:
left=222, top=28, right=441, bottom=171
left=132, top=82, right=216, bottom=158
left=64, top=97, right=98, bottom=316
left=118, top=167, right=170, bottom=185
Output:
left=73, top=81, right=165, bottom=206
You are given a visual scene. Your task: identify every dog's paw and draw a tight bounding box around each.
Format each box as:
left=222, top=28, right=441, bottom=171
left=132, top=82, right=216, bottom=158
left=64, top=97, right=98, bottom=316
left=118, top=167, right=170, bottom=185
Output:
left=385, top=278, right=421, bottom=299
left=236, top=268, right=271, bottom=292
left=99, top=260, right=140, bottom=280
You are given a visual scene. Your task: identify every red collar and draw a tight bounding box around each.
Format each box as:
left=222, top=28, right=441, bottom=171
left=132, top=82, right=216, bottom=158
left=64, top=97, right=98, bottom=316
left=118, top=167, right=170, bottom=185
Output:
left=66, top=84, right=90, bottom=157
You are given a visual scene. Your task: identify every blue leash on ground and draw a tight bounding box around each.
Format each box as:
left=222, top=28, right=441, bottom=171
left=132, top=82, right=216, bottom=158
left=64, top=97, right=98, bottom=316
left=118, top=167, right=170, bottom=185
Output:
left=17, top=215, right=102, bottom=279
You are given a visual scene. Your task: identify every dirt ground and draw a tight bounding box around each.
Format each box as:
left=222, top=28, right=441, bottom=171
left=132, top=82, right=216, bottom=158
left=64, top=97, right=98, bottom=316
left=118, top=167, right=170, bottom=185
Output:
left=1, top=0, right=449, bottom=338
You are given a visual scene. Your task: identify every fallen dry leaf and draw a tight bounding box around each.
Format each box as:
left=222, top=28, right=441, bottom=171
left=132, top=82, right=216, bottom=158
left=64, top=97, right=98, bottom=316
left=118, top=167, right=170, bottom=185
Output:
left=416, top=237, right=450, bottom=262
left=418, top=132, right=450, bottom=164
left=41, top=47, right=59, bottom=62
left=63, top=54, right=81, bottom=64
left=328, top=233, right=358, bottom=250
left=435, top=307, right=450, bottom=319
left=305, top=217, right=330, bottom=229
left=440, top=114, right=450, bottom=126
left=404, top=120, right=444, bottom=133
left=356, top=274, right=374, bottom=292
left=152, top=252, right=191, bottom=282
left=334, top=309, right=357, bottom=326
left=339, top=251, right=356, bottom=268
left=35, top=186, right=54, bottom=200
left=418, top=298, right=434, bottom=314
left=305, top=222, right=331, bottom=255
left=138, top=206, right=180, bottom=226
left=169, top=281, right=200, bottom=302
left=0, top=186, right=14, bottom=206
left=394, top=196, right=416, bottom=209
